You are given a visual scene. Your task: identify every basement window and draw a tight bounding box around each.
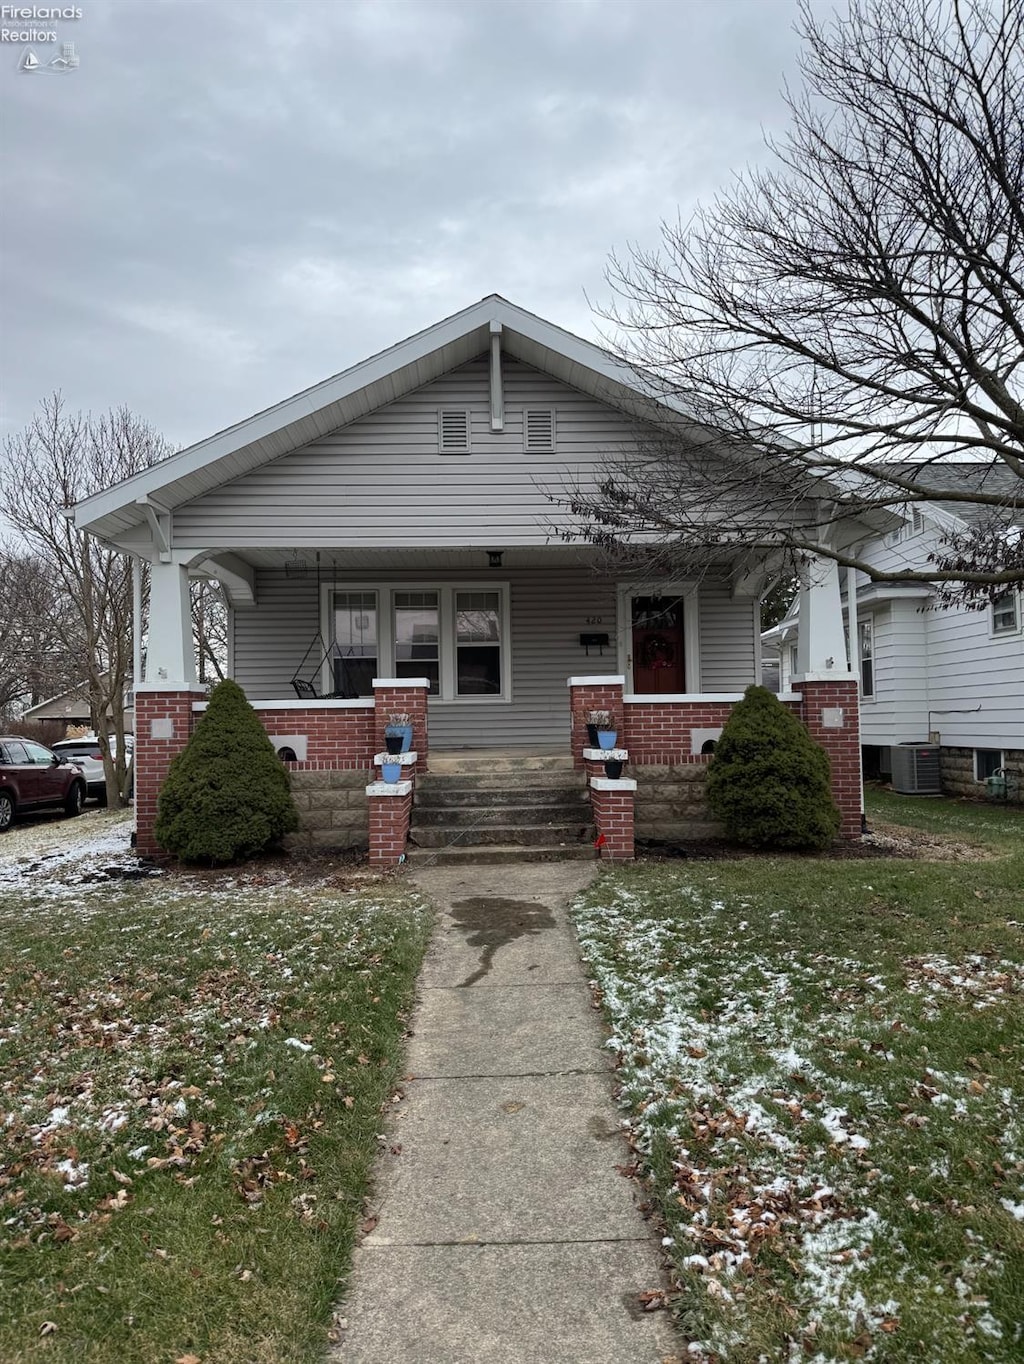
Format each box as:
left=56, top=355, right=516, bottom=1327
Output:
left=975, top=749, right=1003, bottom=781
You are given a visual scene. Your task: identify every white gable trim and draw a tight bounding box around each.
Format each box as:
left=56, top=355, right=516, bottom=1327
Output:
left=72, top=295, right=660, bottom=539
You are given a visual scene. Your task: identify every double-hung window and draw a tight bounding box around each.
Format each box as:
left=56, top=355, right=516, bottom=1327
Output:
left=991, top=591, right=1020, bottom=635
left=327, top=584, right=509, bottom=700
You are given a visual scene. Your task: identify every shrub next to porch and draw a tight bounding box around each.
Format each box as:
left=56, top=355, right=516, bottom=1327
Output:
left=707, top=684, right=840, bottom=850
left=155, top=679, right=299, bottom=863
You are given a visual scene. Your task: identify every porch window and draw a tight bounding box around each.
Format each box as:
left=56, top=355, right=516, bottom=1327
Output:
left=394, top=591, right=440, bottom=694
left=332, top=592, right=378, bottom=696
left=455, top=591, right=502, bottom=695
left=858, top=618, right=874, bottom=698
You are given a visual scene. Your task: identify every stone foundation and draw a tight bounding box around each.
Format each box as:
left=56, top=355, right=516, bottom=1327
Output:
left=285, top=769, right=371, bottom=850
left=939, top=746, right=1024, bottom=801
left=633, top=763, right=722, bottom=842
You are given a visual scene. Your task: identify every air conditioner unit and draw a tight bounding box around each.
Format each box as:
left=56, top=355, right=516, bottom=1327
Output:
left=891, top=742, right=941, bottom=795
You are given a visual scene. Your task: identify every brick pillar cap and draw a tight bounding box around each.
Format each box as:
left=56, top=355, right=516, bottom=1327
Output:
left=791, top=672, right=858, bottom=684
left=367, top=780, right=413, bottom=796
left=567, top=675, right=625, bottom=688
left=590, top=776, right=638, bottom=791
left=373, top=678, right=431, bottom=689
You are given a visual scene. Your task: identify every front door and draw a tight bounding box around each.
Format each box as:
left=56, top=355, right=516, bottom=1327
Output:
left=630, top=595, right=686, bottom=693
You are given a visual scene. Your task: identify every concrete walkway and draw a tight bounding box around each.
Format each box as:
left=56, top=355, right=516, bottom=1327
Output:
left=333, top=862, right=679, bottom=1363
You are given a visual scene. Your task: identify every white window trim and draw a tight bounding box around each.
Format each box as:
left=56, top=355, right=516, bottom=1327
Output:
left=320, top=581, right=512, bottom=703
left=616, top=582, right=700, bottom=694
left=974, top=748, right=1004, bottom=781
left=990, top=588, right=1022, bottom=638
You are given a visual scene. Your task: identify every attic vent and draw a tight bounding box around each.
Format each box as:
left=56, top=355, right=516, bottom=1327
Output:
left=911, top=507, right=924, bottom=532
left=524, top=408, right=556, bottom=452
left=438, top=408, right=470, bottom=453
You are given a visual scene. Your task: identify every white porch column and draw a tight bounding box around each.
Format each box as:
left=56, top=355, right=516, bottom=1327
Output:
left=146, top=559, right=196, bottom=686
left=795, top=554, right=852, bottom=677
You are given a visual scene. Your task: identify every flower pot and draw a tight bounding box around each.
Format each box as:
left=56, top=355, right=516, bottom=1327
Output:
left=384, top=733, right=403, bottom=755
left=397, top=724, right=413, bottom=753
left=586, top=723, right=600, bottom=748
left=381, top=761, right=402, bottom=783
left=597, top=730, right=618, bottom=750
left=603, top=759, right=623, bottom=779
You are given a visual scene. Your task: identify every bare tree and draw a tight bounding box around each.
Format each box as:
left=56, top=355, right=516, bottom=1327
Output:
left=0, top=542, right=80, bottom=719
left=191, top=579, right=228, bottom=685
left=0, top=395, right=172, bottom=804
left=567, top=0, right=1023, bottom=602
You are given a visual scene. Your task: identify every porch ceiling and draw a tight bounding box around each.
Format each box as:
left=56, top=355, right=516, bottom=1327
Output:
left=199, top=544, right=612, bottom=573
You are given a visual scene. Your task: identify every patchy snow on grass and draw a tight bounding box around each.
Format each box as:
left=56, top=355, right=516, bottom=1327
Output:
left=571, top=876, right=1022, bottom=1362
left=0, top=809, right=156, bottom=902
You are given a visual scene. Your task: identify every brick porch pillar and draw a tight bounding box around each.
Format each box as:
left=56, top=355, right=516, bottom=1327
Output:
left=134, top=684, right=208, bottom=856
left=590, top=776, right=636, bottom=860
left=567, top=675, right=625, bottom=770
left=366, top=779, right=413, bottom=867
left=792, top=677, right=862, bottom=839
left=373, top=678, right=430, bottom=768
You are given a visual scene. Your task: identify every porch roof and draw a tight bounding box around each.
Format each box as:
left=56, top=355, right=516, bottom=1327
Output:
left=71, top=295, right=688, bottom=544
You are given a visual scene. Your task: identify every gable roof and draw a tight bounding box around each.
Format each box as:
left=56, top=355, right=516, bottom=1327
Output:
left=72, top=295, right=676, bottom=543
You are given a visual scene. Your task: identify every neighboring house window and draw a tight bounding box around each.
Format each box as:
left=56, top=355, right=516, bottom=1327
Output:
left=329, top=585, right=509, bottom=700
left=789, top=645, right=799, bottom=676
left=858, top=618, right=874, bottom=698
left=991, top=591, right=1020, bottom=635
left=975, top=749, right=1003, bottom=781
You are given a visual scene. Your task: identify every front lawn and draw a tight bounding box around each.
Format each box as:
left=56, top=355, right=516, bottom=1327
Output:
left=572, top=790, right=1024, bottom=1362
left=0, top=814, right=432, bottom=1363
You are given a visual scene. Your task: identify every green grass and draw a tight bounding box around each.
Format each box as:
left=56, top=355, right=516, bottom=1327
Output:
left=0, top=858, right=432, bottom=1363
left=572, top=790, right=1024, bottom=1363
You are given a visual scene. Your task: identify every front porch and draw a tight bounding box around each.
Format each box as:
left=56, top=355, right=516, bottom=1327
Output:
left=133, top=666, right=862, bottom=862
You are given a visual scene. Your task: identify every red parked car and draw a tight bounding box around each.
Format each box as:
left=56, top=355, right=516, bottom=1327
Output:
left=0, top=737, right=87, bottom=831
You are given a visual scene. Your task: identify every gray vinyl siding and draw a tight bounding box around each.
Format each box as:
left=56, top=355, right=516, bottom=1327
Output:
left=697, top=583, right=757, bottom=690
left=234, top=566, right=617, bottom=747
left=173, top=358, right=661, bottom=550
left=233, top=568, right=755, bottom=745
left=857, top=528, right=1024, bottom=750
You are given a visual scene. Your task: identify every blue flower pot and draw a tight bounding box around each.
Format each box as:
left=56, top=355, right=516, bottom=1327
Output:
left=381, top=761, right=402, bottom=783
left=597, top=730, right=618, bottom=750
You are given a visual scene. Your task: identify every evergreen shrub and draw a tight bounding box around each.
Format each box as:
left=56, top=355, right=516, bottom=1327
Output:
left=155, top=678, right=299, bottom=863
left=706, top=684, right=840, bottom=850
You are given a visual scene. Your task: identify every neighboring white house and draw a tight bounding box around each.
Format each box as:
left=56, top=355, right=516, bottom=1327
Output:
left=764, top=472, right=1023, bottom=799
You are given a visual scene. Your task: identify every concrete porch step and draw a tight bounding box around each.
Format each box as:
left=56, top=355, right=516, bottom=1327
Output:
left=402, top=842, right=597, bottom=866
left=410, top=821, right=594, bottom=849
left=411, top=796, right=589, bottom=818
left=416, top=772, right=586, bottom=798
left=426, top=750, right=575, bottom=776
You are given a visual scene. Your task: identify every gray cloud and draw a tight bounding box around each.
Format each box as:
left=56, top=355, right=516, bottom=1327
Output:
left=0, top=0, right=806, bottom=453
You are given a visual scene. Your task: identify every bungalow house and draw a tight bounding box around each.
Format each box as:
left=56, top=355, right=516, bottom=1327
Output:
left=764, top=466, right=1023, bottom=801
left=71, top=296, right=872, bottom=862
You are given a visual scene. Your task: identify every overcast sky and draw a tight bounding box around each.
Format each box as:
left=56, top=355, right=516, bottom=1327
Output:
left=1, top=0, right=812, bottom=454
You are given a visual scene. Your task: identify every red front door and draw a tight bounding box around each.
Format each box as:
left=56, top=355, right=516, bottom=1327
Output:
left=630, top=595, right=686, bottom=694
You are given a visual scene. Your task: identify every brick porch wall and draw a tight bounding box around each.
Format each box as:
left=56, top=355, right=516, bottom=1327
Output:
left=568, top=676, right=862, bottom=845
left=791, top=679, right=862, bottom=838
left=135, top=692, right=385, bottom=857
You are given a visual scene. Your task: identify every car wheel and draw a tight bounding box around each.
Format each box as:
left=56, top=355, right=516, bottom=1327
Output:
left=0, top=790, right=13, bottom=832
left=64, top=782, right=84, bottom=818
